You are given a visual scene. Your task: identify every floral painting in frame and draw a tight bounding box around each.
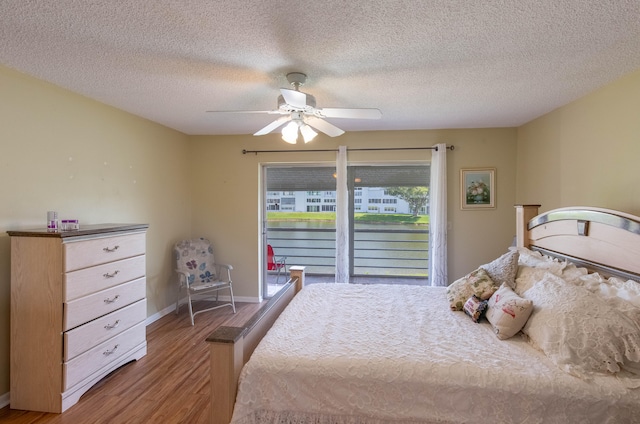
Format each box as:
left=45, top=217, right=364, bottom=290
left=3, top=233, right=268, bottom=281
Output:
left=460, top=168, right=496, bottom=209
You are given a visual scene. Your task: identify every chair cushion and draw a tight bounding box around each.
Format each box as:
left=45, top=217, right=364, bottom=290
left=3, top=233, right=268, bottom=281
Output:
left=174, top=238, right=218, bottom=283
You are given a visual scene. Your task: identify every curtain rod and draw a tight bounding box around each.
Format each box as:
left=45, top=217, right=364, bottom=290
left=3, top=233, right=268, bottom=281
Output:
left=242, top=145, right=454, bottom=155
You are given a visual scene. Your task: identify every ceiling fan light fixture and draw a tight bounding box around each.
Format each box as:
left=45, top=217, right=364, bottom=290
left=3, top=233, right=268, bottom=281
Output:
left=281, top=121, right=299, bottom=144
left=300, top=124, right=317, bottom=143
left=210, top=72, right=381, bottom=140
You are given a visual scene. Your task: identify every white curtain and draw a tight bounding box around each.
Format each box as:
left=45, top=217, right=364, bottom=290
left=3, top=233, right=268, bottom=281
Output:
left=429, top=143, right=448, bottom=286
left=335, top=146, right=350, bottom=283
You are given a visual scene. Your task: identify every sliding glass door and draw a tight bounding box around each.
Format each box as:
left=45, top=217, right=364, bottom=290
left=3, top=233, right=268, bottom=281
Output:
left=350, top=165, right=430, bottom=278
left=263, top=163, right=430, bottom=296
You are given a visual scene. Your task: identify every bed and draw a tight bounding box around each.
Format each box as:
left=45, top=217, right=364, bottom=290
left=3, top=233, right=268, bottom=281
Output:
left=207, top=205, right=640, bottom=423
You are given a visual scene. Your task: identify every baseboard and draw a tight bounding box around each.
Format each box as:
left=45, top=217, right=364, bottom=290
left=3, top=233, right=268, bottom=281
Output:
left=145, top=302, right=177, bottom=326
left=217, top=294, right=261, bottom=303
left=0, top=392, right=9, bottom=409
left=145, top=295, right=260, bottom=326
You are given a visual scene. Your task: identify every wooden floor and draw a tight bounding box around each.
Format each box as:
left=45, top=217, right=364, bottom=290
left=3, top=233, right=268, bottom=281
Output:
left=0, top=300, right=262, bottom=424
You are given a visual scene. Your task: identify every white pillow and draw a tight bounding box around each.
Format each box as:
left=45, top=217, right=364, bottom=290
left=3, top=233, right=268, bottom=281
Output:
left=515, top=246, right=566, bottom=275
left=582, top=275, right=640, bottom=328
left=514, top=265, right=549, bottom=296
left=522, top=272, right=640, bottom=379
left=606, top=276, right=640, bottom=307
left=559, top=262, right=590, bottom=285
left=486, top=283, right=533, bottom=340
left=481, top=250, right=519, bottom=289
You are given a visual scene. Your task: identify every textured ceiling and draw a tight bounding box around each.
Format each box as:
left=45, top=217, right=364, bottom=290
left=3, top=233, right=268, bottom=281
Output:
left=1, top=1, right=640, bottom=136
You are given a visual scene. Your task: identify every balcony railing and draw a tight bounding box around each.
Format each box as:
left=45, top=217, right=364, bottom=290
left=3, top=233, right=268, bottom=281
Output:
left=267, top=226, right=429, bottom=277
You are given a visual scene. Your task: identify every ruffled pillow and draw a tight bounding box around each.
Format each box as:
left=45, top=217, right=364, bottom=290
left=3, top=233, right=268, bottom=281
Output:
left=515, top=246, right=566, bottom=275
left=604, top=276, right=640, bottom=308
left=481, top=250, right=519, bottom=288
left=486, top=283, right=533, bottom=340
left=447, top=268, right=499, bottom=311
left=572, top=274, right=640, bottom=329
left=522, top=272, right=640, bottom=380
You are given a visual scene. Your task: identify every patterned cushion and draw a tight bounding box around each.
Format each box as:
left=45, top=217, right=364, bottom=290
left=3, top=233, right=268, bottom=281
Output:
left=174, top=238, right=218, bottom=284
left=486, top=283, right=533, bottom=340
left=447, top=268, right=499, bottom=311
left=463, top=295, right=489, bottom=323
left=481, top=249, right=520, bottom=289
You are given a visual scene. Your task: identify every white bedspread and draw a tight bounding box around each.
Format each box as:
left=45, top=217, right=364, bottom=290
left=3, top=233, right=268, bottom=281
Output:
left=231, top=284, right=640, bottom=424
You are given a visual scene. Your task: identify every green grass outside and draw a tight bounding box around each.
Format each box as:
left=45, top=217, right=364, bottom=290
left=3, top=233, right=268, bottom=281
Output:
left=267, top=211, right=429, bottom=225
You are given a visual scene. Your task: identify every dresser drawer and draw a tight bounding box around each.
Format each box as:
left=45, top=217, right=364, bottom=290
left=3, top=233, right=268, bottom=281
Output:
left=64, top=277, right=146, bottom=331
left=64, top=299, right=146, bottom=361
left=63, top=321, right=146, bottom=391
left=64, top=232, right=146, bottom=272
left=64, top=255, right=146, bottom=301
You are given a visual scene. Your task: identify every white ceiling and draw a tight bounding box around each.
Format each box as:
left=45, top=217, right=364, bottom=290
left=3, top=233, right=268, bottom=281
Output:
left=2, top=1, right=640, bottom=136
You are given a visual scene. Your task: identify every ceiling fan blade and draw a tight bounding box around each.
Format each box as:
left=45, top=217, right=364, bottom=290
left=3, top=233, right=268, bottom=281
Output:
left=206, top=110, right=281, bottom=114
left=319, top=108, right=382, bottom=119
left=254, top=116, right=291, bottom=136
left=305, top=116, right=345, bottom=137
left=280, top=88, right=307, bottom=109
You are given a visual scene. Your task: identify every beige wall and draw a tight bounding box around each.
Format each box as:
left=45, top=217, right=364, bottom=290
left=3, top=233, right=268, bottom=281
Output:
left=6, top=60, right=638, bottom=404
left=0, top=66, right=191, bottom=397
left=0, top=64, right=520, bottom=397
left=190, top=128, right=518, bottom=299
left=516, top=69, right=640, bottom=214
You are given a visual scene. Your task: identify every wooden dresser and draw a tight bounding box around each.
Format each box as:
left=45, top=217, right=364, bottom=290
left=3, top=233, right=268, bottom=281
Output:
left=7, top=224, right=149, bottom=413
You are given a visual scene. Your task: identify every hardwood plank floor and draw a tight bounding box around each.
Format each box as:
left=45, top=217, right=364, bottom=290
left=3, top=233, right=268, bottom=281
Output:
left=0, top=300, right=263, bottom=424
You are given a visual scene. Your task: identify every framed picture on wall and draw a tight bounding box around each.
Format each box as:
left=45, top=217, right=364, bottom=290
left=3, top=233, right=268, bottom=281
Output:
left=460, top=168, right=496, bottom=210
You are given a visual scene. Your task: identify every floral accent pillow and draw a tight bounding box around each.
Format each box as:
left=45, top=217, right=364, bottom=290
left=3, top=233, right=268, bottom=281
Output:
left=486, top=283, right=533, bottom=340
left=481, top=249, right=519, bottom=289
left=447, top=268, right=499, bottom=311
left=463, top=295, right=489, bottom=323
left=522, top=272, right=640, bottom=379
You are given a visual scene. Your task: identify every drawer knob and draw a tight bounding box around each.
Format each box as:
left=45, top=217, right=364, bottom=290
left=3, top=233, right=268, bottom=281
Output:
left=103, top=245, right=120, bottom=253
left=104, top=320, right=121, bottom=330
left=104, top=295, right=120, bottom=304
left=103, top=344, right=120, bottom=356
left=103, top=270, right=120, bottom=278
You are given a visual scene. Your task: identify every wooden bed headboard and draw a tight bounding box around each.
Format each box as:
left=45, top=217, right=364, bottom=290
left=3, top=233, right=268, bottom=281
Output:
left=515, top=204, right=640, bottom=280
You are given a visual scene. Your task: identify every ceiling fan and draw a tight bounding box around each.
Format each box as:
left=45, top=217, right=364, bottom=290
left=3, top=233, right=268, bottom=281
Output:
left=208, top=72, right=382, bottom=144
